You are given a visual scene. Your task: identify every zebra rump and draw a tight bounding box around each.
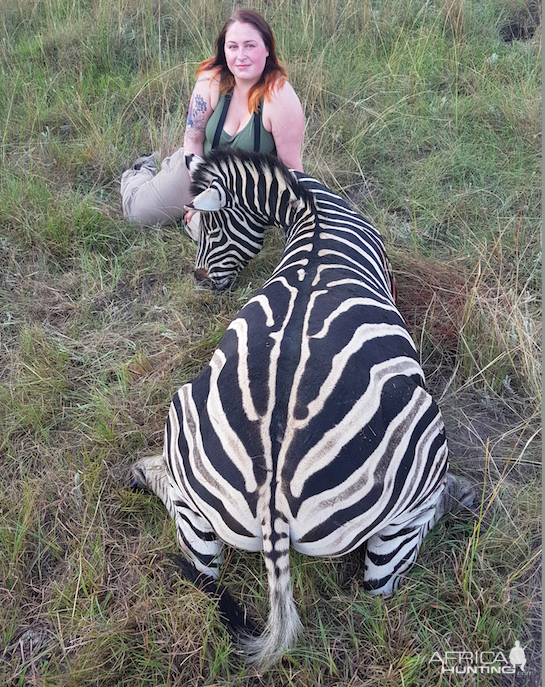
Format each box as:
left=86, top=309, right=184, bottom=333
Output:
left=131, top=149, right=474, bottom=671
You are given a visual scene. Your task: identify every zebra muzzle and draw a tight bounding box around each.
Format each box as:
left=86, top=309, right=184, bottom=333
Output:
left=194, top=268, right=234, bottom=292
left=194, top=268, right=216, bottom=291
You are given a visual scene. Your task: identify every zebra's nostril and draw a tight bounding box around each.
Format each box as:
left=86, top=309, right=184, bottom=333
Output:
left=194, top=268, right=234, bottom=292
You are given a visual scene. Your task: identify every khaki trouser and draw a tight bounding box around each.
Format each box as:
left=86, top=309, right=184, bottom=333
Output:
left=120, top=148, right=200, bottom=240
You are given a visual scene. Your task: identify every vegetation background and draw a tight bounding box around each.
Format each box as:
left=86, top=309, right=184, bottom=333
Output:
left=0, top=0, right=541, bottom=685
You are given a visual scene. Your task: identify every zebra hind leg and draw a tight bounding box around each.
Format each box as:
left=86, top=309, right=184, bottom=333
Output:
left=129, top=456, right=256, bottom=638
left=363, top=472, right=475, bottom=596
left=130, top=455, right=168, bottom=496
left=167, top=554, right=258, bottom=639
left=431, top=472, right=476, bottom=523
left=130, top=455, right=222, bottom=576
left=363, top=516, right=430, bottom=596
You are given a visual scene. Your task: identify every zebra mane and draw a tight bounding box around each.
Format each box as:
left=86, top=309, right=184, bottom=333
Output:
left=189, top=148, right=315, bottom=209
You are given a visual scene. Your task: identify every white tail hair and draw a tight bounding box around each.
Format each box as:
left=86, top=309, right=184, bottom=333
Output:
left=240, top=513, right=302, bottom=671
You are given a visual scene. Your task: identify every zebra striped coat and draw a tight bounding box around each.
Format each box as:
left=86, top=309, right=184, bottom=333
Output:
left=131, top=149, right=473, bottom=670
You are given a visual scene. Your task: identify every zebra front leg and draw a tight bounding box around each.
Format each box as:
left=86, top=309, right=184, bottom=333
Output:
left=363, top=471, right=475, bottom=596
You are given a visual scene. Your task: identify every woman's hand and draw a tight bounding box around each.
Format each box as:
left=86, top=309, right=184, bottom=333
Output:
left=184, top=208, right=197, bottom=225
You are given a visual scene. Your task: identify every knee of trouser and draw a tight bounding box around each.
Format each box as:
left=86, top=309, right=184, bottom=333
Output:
left=121, top=170, right=160, bottom=224
left=123, top=186, right=181, bottom=226
left=122, top=189, right=155, bottom=224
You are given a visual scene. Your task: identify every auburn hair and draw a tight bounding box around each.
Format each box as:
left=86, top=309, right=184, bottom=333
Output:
left=196, top=9, right=287, bottom=115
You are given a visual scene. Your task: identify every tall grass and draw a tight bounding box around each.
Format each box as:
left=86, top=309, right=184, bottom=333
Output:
left=0, top=0, right=541, bottom=685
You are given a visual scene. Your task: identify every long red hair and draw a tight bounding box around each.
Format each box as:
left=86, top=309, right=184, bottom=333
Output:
left=196, top=9, right=287, bottom=114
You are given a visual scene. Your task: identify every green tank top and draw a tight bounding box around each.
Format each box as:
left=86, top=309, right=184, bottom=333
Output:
left=203, top=93, right=276, bottom=156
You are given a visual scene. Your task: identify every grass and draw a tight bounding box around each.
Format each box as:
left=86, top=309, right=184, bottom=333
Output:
left=0, top=0, right=541, bottom=685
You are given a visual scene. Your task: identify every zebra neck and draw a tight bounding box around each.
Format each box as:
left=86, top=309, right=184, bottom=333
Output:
left=283, top=209, right=316, bottom=245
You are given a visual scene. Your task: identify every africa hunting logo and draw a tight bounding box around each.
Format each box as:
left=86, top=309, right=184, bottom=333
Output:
left=429, top=641, right=527, bottom=675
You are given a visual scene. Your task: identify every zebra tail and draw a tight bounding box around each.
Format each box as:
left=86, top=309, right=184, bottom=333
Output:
left=240, top=515, right=302, bottom=671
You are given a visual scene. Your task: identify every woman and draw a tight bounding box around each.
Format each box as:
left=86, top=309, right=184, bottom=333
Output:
left=120, top=9, right=305, bottom=237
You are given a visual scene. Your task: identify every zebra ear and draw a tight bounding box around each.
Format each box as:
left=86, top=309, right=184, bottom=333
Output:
left=192, top=187, right=225, bottom=212
left=185, top=151, right=204, bottom=174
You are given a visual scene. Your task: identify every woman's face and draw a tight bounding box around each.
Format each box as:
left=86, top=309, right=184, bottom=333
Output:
left=224, top=21, right=269, bottom=84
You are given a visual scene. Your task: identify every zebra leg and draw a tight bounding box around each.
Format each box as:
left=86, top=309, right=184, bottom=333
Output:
left=362, top=511, right=433, bottom=596
left=431, top=472, right=476, bottom=522
left=363, top=472, right=475, bottom=596
left=130, top=455, right=223, bottom=578
left=130, top=454, right=165, bottom=494
left=130, top=455, right=255, bottom=636
left=168, top=553, right=258, bottom=638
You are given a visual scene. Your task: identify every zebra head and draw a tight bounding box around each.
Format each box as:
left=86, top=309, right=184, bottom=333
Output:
left=186, top=149, right=312, bottom=290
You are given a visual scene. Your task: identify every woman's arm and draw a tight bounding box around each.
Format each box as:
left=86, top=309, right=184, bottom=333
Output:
left=264, top=81, right=305, bottom=171
left=183, top=71, right=219, bottom=157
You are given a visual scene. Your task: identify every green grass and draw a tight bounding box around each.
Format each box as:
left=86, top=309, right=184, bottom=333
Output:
left=0, top=0, right=541, bottom=685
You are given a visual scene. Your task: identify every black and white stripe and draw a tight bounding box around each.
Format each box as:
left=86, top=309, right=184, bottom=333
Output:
left=131, top=149, right=474, bottom=670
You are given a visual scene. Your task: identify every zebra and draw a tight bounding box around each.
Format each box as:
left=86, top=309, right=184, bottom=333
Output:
left=130, top=148, right=474, bottom=671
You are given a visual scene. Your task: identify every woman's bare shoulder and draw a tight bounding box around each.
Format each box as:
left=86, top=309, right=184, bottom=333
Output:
left=263, top=78, right=304, bottom=171
left=269, top=78, right=299, bottom=103
left=192, top=68, right=221, bottom=109
left=195, top=68, right=221, bottom=91
left=265, top=79, right=303, bottom=120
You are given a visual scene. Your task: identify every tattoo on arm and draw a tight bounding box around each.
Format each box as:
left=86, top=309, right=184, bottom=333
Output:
left=185, top=94, right=208, bottom=140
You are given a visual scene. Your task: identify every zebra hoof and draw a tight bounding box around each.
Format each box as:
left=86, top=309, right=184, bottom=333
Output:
left=446, top=473, right=477, bottom=512
left=457, top=477, right=477, bottom=510
left=129, top=465, right=149, bottom=492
